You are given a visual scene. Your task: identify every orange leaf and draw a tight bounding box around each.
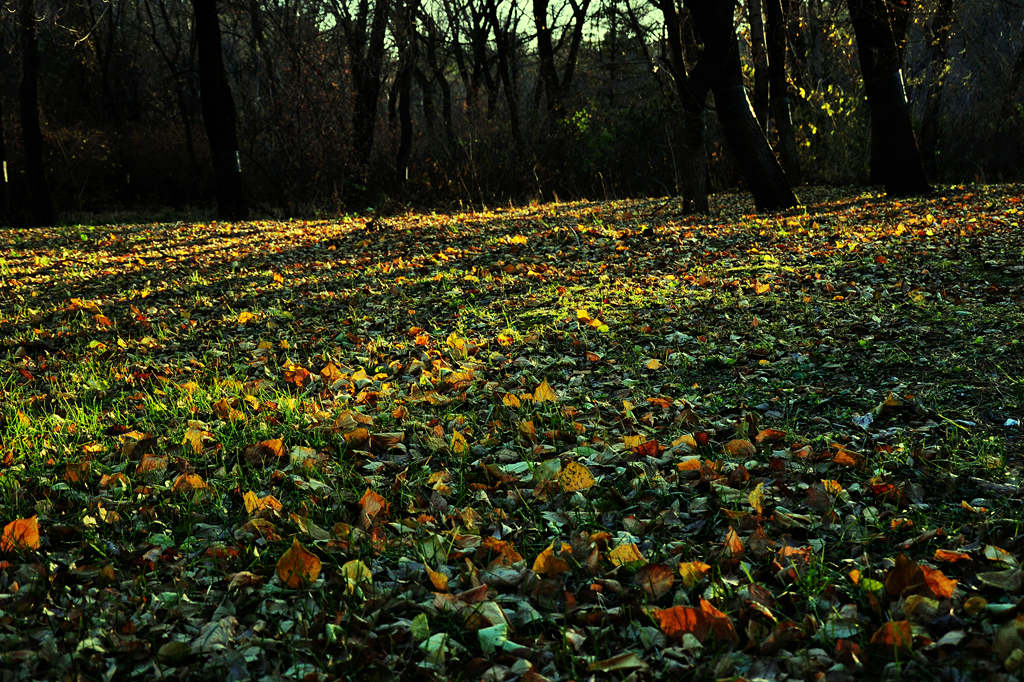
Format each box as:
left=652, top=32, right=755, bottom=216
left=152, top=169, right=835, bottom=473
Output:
left=532, top=542, right=572, bottom=577
left=753, top=281, right=771, bottom=295
left=754, top=428, right=786, bottom=444
left=1, top=516, right=40, bottom=552
left=933, top=549, right=971, bottom=563
left=635, top=563, right=675, bottom=599
left=885, top=554, right=924, bottom=597
left=724, top=527, right=744, bottom=557
left=502, top=392, right=522, bottom=408
left=276, top=539, right=321, bottom=588
left=699, top=598, right=739, bottom=642
left=832, top=443, right=861, bottom=466
left=450, top=430, right=469, bottom=455
left=358, top=488, right=388, bottom=529
left=653, top=605, right=707, bottom=640
left=172, top=473, right=209, bottom=493
left=425, top=565, right=449, bottom=591
left=724, top=439, right=756, bottom=457
left=870, top=620, right=913, bottom=651
left=920, top=565, right=957, bottom=598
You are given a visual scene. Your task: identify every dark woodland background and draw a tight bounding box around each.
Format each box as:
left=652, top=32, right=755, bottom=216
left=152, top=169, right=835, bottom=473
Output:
left=1, top=0, right=1022, bottom=224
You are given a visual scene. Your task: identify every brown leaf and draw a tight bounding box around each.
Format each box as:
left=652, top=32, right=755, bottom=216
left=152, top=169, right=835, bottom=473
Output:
left=635, top=564, right=675, bottom=600
left=276, top=539, right=321, bottom=588
left=755, top=428, right=786, bottom=444
left=885, top=554, right=924, bottom=597
left=172, top=473, right=209, bottom=493
left=1, top=516, right=40, bottom=552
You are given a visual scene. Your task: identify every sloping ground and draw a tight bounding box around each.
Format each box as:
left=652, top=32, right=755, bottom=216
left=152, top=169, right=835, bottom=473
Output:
left=0, top=185, right=1022, bottom=680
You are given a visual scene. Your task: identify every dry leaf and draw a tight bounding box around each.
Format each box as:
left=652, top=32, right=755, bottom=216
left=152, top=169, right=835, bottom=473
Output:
left=559, top=461, right=596, bottom=492
left=749, top=482, right=765, bottom=515
left=276, top=539, right=321, bottom=588
left=1, top=516, right=40, bottom=552
left=678, top=560, right=711, bottom=588
left=341, top=559, right=373, bottom=594
left=450, top=430, right=469, bottom=455
left=635, top=564, right=675, bottom=599
left=172, top=473, right=209, bottom=493
left=608, top=542, right=645, bottom=567
left=533, top=379, right=557, bottom=402
left=358, top=488, right=388, bottom=529
left=870, top=620, right=913, bottom=651
left=532, top=542, right=572, bottom=577
left=425, top=565, right=449, bottom=591
left=653, top=605, right=707, bottom=640
left=502, top=393, right=521, bottom=408
left=724, top=439, right=756, bottom=457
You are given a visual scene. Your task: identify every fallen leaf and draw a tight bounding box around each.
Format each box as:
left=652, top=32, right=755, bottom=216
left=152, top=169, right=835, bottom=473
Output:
left=724, top=439, right=756, bottom=457
left=653, top=605, right=707, bottom=640
left=1, top=516, right=40, bottom=552
left=533, top=379, right=557, bottom=402
left=341, top=559, right=373, bottom=594
left=870, top=620, right=913, bottom=652
left=608, top=542, right=645, bottom=567
left=678, top=560, right=711, bottom=588
left=276, top=539, right=322, bottom=588
left=587, top=651, right=649, bottom=672
left=559, top=461, right=596, bottom=492
left=532, top=542, right=572, bottom=577
left=635, top=563, right=675, bottom=599
left=749, top=482, right=765, bottom=515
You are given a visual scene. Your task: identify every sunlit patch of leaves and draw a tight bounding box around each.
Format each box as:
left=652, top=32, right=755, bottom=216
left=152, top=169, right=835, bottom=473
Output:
left=0, top=186, right=1023, bottom=679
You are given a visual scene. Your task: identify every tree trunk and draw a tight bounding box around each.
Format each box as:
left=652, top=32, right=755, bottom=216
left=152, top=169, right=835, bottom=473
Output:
left=193, top=0, right=248, bottom=220
left=846, top=0, right=929, bottom=195
left=657, top=0, right=709, bottom=213
left=348, top=0, right=391, bottom=172
left=686, top=0, right=797, bottom=211
left=18, top=0, right=55, bottom=226
left=918, top=0, right=954, bottom=177
left=765, top=0, right=800, bottom=181
left=0, top=92, right=10, bottom=222
left=746, top=0, right=770, bottom=129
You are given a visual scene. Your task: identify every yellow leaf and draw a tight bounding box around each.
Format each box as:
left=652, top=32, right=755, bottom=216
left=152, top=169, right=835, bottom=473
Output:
left=341, top=559, right=373, bottom=594
left=672, top=434, right=698, bottom=452
left=532, top=542, right=572, bottom=577
left=822, top=479, right=844, bottom=495
left=450, top=430, right=469, bottom=455
left=502, top=393, right=522, bottom=408
left=0, top=516, right=40, bottom=552
left=425, top=565, right=449, bottom=591
left=276, top=539, right=321, bottom=588
left=558, top=461, right=596, bottom=492
left=182, top=426, right=206, bottom=454
left=645, top=358, right=663, bottom=370
left=754, top=281, right=771, bottom=295
left=244, top=491, right=283, bottom=514
left=237, top=311, right=256, bottom=324
left=623, top=435, right=644, bottom=449
left=576, top=309, right=592, bottom=323
left=533, top=379, right=557, bottom=403
left=678, top=560, right=711, bottom=588
left=608, top=542, right=645, bottom=567
left=748, top=482, right=765, bottom=515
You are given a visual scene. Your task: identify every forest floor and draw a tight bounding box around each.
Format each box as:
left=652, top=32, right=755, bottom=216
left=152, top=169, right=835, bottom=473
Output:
left=1, top=185, right=1023, bottom=680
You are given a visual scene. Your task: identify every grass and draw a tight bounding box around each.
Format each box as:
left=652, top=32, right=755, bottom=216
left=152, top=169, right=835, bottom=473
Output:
left=0, top=185, right=1023, bottom=679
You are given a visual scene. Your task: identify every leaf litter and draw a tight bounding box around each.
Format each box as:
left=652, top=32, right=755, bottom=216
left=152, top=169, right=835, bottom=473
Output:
left=0, top=186, right=1023, bottom=679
